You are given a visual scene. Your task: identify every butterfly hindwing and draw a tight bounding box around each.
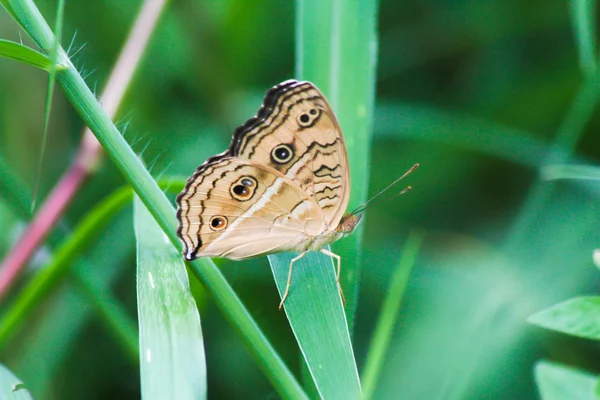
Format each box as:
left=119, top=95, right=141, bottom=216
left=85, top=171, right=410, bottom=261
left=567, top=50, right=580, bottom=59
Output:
left=176, top=157, right=325, bottom=260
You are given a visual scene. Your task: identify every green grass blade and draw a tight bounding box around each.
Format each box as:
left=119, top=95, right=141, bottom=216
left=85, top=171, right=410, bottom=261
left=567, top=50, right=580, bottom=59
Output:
left=269, top=249, right=361, bottom=399
left=5, top=1, right=306, bottom=396
left=541, top=164, right=600, bottom=181
left=0, top=39, right=67, bottom=71
left=295, top=0, right=379, bottom=321
left=535, top=361, right=598, bottom=400
left=569, top=0, right=597, bottom=76
left=134, top=195, right=206, bottom=400
left=528, top=296, right=600, bottom=340
left=0, top=364, right=32, bottom=399
left=361, top=230, right=425, bottom=400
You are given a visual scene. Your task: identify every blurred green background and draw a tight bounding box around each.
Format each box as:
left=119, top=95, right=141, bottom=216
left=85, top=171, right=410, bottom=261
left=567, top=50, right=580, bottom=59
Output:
left=1, top=0, right=600, bottom=399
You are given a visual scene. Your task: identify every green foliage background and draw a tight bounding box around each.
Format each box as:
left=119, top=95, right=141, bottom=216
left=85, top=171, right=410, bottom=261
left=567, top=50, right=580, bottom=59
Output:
left=1, top=0, right=600, bottom=399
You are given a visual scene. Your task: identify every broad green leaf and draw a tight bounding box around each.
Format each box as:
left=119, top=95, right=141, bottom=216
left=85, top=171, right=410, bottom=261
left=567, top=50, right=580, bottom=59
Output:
left=134, top=196, right=206, bottom=400
left=0, top=364, right=32, bottom=400
left=528, top=297, right=600, bottom=340
left=269, top=250, right=361, bottom=399
left=0, top=39, right=67, bottom=71
left=535, top=361, right=597, bottom=400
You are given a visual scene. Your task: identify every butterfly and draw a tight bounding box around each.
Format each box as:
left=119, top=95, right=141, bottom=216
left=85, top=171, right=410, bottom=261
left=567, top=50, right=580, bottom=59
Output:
left=176, top=80, right=415, bottom=308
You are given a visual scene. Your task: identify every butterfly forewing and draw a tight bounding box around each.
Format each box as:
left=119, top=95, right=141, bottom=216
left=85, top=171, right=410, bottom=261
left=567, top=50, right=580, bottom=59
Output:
left=230, top=80, right=350, bottom=228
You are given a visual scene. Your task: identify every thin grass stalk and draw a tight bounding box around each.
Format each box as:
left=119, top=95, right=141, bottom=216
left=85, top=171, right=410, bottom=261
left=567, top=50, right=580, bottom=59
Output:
left=361, top=230, right=425, bottom=400
left=30, top=0, right=63, bottom=212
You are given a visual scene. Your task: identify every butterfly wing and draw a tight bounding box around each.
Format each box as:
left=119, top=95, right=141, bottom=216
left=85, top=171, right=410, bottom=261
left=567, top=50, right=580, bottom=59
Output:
left=230, top=80, right=350, bottom=229
left=176, top=157, right=325, bottom=260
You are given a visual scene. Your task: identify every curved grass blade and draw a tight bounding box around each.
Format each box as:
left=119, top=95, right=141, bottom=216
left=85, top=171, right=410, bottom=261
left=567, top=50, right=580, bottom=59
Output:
left=528, top=296, right=600, bottom=340
left=535, top=361, right=598, bottom=400
left=0, top=39, right=67, bottom=71
left=134, top=196, right=206, bottom=400
left=269, top=249, right=361, bottom=399
left=0, top=364, right=32, bottom=400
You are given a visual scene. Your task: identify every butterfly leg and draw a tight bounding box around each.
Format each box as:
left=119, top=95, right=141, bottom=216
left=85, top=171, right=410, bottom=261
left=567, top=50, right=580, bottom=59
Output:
left=279, top=251, right=308, bottom=310
left=320, top=248, right=346, bottom=307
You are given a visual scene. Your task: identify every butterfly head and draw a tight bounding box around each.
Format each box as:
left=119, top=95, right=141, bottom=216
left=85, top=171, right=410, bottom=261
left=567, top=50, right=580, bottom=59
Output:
left=337, top=213, right=363, bottom=235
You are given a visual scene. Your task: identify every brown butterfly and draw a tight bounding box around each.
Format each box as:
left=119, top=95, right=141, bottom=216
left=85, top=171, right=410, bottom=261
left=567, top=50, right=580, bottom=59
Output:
left=176, top=80, right=415, bottom=308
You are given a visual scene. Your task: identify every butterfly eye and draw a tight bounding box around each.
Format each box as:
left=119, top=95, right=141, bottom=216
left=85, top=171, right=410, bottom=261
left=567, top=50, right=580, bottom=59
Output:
left=241, top=178, right=255, bottom=187
left=209, top=216, right=228, bottom=231
left=297, top=108, right=320, bottom=127
left=233, top=185, right=249, bottom=196
left=230, top=176, right=257, bottom=201
left=271, top=144, right=294, bottom=164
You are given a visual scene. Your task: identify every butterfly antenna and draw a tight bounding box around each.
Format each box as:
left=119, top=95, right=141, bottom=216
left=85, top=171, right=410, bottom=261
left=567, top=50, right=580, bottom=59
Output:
left=351, top=163, right=419, bottom=215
